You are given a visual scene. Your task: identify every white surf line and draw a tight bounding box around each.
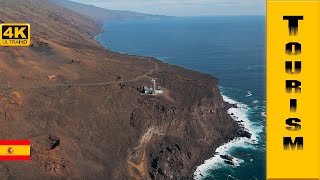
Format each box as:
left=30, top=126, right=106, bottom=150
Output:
left=94, top=25, right=105, bottom=39
left=194, top=94, right=262, bottom=179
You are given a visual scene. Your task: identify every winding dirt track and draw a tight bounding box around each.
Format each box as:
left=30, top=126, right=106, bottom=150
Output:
left=0, top=61, right=159, bottom=90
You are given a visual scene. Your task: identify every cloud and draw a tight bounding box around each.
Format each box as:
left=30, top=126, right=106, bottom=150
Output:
left=70, top=0, right=266, bottom=16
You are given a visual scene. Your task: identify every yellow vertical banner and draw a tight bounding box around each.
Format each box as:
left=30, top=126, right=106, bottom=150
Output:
left=267, top=0, right=320, bottom=179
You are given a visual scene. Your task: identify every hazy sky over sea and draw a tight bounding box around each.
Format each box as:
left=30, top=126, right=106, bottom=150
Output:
left=70, top=0, right=266, bottom=16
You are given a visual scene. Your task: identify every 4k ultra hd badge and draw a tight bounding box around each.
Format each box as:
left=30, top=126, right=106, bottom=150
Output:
left=0, top=23, right=30, bottom=46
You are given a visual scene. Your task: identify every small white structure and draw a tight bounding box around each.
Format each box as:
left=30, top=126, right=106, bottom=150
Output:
left=151, top=78, right=164, bottom=95
left=151, top=78, right=156, bottom=92
left=139, top=78, right=164, bottom=95
left=143, top=87, right=153, bottom=94
left=155, top=86, right=164, bottom=94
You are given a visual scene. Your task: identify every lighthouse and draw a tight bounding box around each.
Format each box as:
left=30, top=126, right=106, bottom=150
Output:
left=151, top=78, right=156, bottom=94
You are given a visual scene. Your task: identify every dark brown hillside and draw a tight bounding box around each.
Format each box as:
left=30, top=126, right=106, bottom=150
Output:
left=0, top=0, right=249, bottom=179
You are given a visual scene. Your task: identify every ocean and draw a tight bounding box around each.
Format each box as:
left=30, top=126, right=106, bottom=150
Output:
left=96, top=16, right=266, bottom=180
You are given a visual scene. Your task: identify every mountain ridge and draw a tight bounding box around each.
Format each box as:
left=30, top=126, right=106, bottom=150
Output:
left=52, top=0, right=169, bottom=22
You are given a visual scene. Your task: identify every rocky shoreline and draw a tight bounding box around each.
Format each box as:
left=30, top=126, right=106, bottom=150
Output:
left=91, top=18, right=252, bottom=180
left=0, top=0, right=251, bottom=179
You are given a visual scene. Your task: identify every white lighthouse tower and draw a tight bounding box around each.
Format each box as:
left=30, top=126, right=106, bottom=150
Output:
left=151, top=78, right=156, bottom=94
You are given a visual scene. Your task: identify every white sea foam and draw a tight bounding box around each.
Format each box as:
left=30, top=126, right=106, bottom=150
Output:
left=94, top=26, right=105, bottom=39
left=94, top=32, right=102, bottom=38
left=194, top=94, right=263, bottom=179
left=223, top=95, right=262, bottom=141
left=159, top=56, right=175, bottom=60
left=246, top=91, right=252, bottom=97
left=253, top=100, right=259, bottom=104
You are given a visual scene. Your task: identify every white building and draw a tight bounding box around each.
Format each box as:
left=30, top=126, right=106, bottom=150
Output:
left=155, top=86, right=164, bottom=94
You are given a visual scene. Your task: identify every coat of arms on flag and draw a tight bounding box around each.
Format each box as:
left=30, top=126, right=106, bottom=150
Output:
left=0, top=140, right=30, bottom=160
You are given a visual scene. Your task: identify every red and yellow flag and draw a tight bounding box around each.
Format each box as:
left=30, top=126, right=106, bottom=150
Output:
left=0, top=140, right=30, bottom=160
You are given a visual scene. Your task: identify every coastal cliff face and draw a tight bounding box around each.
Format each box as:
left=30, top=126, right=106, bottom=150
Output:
left=0, top=0, right=249, bottom=179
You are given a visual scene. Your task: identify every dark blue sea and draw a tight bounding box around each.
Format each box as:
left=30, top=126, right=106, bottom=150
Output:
left=96, top=16, right=266, bottom=180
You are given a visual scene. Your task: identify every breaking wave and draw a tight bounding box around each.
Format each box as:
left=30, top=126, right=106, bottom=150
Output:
left=194, top=94, right=263, bottom=179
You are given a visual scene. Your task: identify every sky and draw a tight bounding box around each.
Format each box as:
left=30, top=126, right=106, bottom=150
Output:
left=70, top=0, right=266, bottom=16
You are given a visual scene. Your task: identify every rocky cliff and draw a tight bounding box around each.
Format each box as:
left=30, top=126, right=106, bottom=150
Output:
left=0, top=0, right=249, bottom=179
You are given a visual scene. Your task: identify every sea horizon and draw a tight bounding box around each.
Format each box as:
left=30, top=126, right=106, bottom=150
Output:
left=96, top=16, right=266, bottom=179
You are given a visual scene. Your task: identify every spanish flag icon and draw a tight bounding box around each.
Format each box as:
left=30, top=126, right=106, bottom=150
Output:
left=0, top=140, right=30, bottom=160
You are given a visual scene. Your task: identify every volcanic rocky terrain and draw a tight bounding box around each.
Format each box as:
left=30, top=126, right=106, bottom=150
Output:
left=0, top=0, right=250, bottom=179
